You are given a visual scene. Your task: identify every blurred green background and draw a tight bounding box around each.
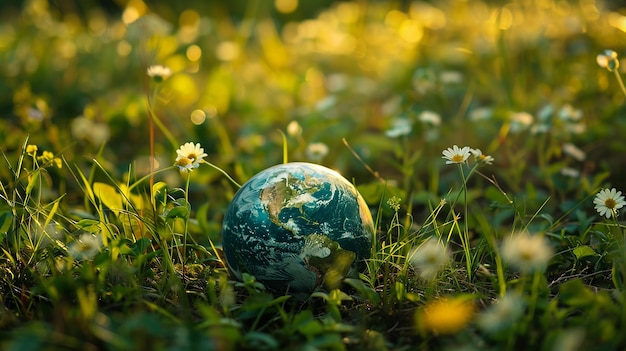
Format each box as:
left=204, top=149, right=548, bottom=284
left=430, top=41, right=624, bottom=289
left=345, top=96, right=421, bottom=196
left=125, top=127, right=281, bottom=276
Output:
left=2, top=0, right=626, bottom=216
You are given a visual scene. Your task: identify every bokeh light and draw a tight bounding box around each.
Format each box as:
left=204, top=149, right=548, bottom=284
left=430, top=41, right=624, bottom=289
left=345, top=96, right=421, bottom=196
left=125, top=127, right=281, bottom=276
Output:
left=190, top=109, right=206, bottom=125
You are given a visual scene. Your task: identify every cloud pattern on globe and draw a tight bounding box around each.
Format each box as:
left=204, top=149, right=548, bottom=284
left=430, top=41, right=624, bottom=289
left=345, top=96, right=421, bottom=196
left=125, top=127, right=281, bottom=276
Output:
left=222, top=162, right=374, bottom=297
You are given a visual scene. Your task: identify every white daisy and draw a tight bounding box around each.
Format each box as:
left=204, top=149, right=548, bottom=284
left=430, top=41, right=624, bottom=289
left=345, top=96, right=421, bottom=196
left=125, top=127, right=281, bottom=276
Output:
left=442, top=145, right=471, bottom=164
left=174, top=142, right=208, bottom=173
left=470, top=148, right=494, bottom=165
left=594, top=188, right=626, bottom=218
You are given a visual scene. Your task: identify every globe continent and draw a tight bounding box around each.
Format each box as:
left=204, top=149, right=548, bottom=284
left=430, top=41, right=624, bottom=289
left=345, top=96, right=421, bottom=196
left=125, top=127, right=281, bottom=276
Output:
left=222, top=162, right=374, bottom=297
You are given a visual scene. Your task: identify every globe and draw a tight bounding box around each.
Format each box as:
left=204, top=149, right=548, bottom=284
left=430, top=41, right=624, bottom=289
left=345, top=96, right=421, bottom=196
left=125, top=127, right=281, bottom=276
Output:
left=222, top=162, right=374, bottom=298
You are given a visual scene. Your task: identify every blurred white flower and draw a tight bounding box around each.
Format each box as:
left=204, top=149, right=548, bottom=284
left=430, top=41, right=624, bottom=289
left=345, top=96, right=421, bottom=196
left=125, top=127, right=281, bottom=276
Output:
left=147, top=64, right=172, bottom=82
left=560, top=167, right=580, bottom=178
left=530, top=124, right=550, bottom=135
left=68, top=233, right=102, bottom=260
left=174, top=142, right=208, bottom=173
left=381, top=96, right=402, bottom=116
left=558, top=104, right=583, bottom=121
left=286, top=120, right=302, bottom=137
left=501, top=232, right=553, bottom=273
left=509, top=112, right=533, bottom=133
left=439, top=70, right=463, bottom=84
left=306, top=142, right=329, bottom=162
left=385, top=117, right=412, bottom=138
left=477, top=293, right=526, bottom=333
left=418, top=111, right=441, bottom=126
left=597, top=50, right=619, bottom=72
left=29, top=221, right=65, bottom=249
left=71, top=116, right=111, bottom=146
left=409, top=238, right=451, bottom=280
left=537, top=104, right=554, bottom=122
left=326, top=73, right=348, bottom=92
left=442, top=145, right=471, bottom=164
left=315, top=96, right=337, bottom=112
left=567, top=122, right=586, bottom=134
left=412, top=68, right=436, bottom=94
left=470, top=148, right=494, bottom=165
left=562, top=143, right=586, bottom=162
left=594, top=188, right=626, bottom=218
left=469, top=107, right=492, bottom=121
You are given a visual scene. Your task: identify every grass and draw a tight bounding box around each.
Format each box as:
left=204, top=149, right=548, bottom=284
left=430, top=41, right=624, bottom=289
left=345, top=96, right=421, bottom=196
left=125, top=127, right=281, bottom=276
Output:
left=2, top=0, right=626, bottom=349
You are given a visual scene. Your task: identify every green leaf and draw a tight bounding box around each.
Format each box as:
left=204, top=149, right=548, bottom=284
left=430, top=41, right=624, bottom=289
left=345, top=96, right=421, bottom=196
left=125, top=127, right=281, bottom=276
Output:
left=76, top=219, right=102, bottom=234
left=0, top=211, right=13, bottom=235
left=131, top=238, right=152, bottom=255
left=93, top=182, right=123, bottom=214
left=244, top=332, right=279, bottom=349
left=344, top=277, right=380, bottom=304
left=166, top=199, right=190, bottom=220
left=165, top=205, right=189, bottom=220
left=25, top=170, right=40, bottom=197
left=538, top=213, right=554, bottom=226
left=294, top=312, right=324, bottom=338
left=152, top=181, right=168, bottom=205
left=196, top=202, right=211, bottom=234
left=559, top=279, right=596, bottom=307
left=572, top=245, right=596, bottom=260
left=393, top=281, right=406, bottom=302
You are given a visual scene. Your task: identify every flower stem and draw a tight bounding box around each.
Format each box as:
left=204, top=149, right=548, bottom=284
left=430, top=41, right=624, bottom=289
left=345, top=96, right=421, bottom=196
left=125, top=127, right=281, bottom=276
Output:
left=148, top=89, right=179, bottom=150
left=613, top=69, right=626, bottom=98
left=203, top=161, right=242, bottom=188
left=183, top=172, right=191, bottom=267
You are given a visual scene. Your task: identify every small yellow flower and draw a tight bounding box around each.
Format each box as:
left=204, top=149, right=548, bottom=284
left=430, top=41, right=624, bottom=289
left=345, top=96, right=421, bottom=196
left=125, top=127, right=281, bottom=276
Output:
left=37, top=150, right=56, bottom=165
left=416, top=297, right=474, bottom=335
left=26, top=144, right=38, bottom=156
left=386, top=196, right=401, bottom=212
left=53, top=157, right=63, bottom=169
left=597, top=50, right=619, bottom=72
left=147, top=65, right=172, bottom=82
left=42, top=151, right=54, bottom=161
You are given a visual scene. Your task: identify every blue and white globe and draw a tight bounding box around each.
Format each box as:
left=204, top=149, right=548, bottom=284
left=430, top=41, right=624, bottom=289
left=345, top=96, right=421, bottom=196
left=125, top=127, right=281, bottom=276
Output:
left=222, top=162, right=374, bottom=297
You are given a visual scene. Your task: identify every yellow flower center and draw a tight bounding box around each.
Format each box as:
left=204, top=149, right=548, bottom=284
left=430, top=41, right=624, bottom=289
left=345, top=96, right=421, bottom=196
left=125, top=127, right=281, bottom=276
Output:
left=519, top=249, right=534, bottom=262
left=605, top=198, right=617, bottom=209
left=186, top=153, right=197, bottom=162
left=177, top=158, right=192, bottom=167
left=451, top=154, right=465, bottom=163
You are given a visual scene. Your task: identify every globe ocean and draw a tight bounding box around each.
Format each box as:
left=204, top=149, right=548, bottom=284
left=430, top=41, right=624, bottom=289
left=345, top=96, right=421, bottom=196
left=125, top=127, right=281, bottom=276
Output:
left=222, top=162, right=374, bottom=298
